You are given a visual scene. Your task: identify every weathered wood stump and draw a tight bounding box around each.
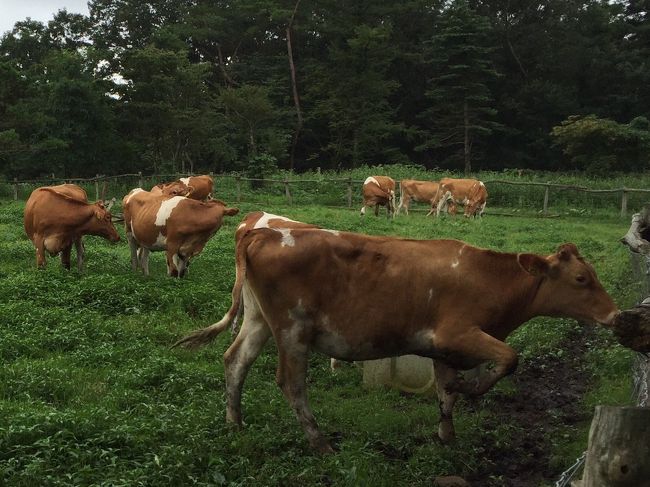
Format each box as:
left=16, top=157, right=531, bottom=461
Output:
left=621, top=205, right=650, bottom=254
left=612, top=303, right=650, bottom=353
left=574, top=406, right=650, bottom=487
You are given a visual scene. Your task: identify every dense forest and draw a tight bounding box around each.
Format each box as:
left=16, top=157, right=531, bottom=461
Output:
left=0, top=0, right=649, bottom=178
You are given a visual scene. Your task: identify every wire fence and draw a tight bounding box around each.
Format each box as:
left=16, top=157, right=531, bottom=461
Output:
left=555, top=246, right=650, bottom=487
left=2, top=173, right=650, bottom=217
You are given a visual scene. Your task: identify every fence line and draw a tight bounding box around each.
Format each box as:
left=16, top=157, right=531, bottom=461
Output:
left=4, top=173, right=650, bottom=217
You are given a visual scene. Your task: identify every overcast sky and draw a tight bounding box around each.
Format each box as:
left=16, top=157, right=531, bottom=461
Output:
left=1, top=0, right=90, bottom=36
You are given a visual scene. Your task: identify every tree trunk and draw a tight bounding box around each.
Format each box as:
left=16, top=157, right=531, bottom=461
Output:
left=463, top=98, right=471, bottom=175
left=621, top=205, right=650, bottom=254
left=286, top=0, right=303, bottom=172
left=575, top=406, right=650, bottom=487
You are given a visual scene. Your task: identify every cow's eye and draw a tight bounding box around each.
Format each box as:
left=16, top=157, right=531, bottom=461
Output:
left=576, top=275, right=587, bottom=284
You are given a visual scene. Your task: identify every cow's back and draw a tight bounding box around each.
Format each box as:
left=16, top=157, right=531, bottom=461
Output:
left=243, top=230, right=529, bottom=355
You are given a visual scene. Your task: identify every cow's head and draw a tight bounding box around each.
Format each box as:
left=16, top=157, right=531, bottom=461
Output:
left=518, top=243, right=618, bottom=326
left=160, top=181, right=191, bottom=197
left=91, top=202, right=121, bottom=242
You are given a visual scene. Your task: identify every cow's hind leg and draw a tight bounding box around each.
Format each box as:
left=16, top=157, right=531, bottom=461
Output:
left=33, top=235, right=46, bottom=268
left=126, top=232, right=139, bottom=271
left=74, top=238, right=85, bottom=271
left=60, top=244, right=72, bottom=270
left=433, top=359, right=460, bottom=443
left=276, top=335, right=333, bottom=454
left=223, top=285, right=271, bottom=426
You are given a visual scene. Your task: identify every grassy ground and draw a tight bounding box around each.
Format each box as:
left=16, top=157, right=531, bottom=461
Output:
left=0, top=199, right=638, bottom=486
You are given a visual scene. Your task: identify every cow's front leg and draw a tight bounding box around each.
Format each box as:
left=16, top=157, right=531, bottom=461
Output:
left=74, top=238, right=85, bottom=271
left=445, top=330, right=518, bottom=397
left=433, top=359, right=460, bottom=443
left=276, top=340, right=333, bottom=454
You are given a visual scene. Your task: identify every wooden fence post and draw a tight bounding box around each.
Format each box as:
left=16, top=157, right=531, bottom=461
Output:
left=621, top=188, right=628, bottom=218
left=138, top=171, right=143, bottom=188
left=13, top=177, right=18, bottom=201
left=284, top=178, right=292, bottom=205
left=236, top=176, right=242, bottom=203
left=543, top=183, right=550, bottom=215
left=95, top=174, right=100, bottom=201
left=575, top=406, right=650, bottom=486
left=347, top=178, right=353, bottom=208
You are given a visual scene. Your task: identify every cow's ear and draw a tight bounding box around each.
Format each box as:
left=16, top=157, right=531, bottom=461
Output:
left=517, top=253, right=549, bottom=276
left=557, top=243, right=579, bottom=261
left=224, top=207, right=240, bottom=217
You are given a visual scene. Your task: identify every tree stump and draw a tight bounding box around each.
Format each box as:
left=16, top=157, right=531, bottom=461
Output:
left=621, top=205, right=650, bottom=254
left=576, top=406, right=650, bottom=487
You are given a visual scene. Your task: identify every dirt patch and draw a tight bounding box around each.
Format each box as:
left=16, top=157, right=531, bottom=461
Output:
left=464, top=326, right=595, bottom=487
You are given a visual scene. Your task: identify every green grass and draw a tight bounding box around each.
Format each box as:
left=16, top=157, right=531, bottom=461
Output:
left=0, top=199, right=638, bottom=486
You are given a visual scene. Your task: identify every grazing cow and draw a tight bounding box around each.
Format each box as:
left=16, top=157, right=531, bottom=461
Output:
left=360, top=176, right=396, bottom=217
left=429, top=178, right=488, bottom=217
left=397, top=179, right=448, bottom=215
left=24, top=184, right=120, bottom=270
left=152, top=175, right=214, bottom=201
left=123, top=189, right=238, bottom=277
left=234, top=211, right=343, bottom=371
left=174, top=230, right=618, bottom=453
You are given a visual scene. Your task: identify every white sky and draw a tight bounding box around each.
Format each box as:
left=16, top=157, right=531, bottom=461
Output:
left=0, top=0, right=90, bottom=36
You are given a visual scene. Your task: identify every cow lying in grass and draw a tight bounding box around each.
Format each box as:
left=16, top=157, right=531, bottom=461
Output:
left=175, top=229, right=618, bottom=453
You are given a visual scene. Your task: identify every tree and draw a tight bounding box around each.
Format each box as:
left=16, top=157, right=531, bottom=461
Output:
left=551, top=114, right=650, bottom=174
left=419, top=0, right=500, bottom=174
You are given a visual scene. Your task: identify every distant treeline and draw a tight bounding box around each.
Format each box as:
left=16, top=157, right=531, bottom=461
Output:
left=0, top=0, right=649, bottom=179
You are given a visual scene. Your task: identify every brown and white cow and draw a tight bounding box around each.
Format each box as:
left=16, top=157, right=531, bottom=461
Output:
left=174, top=230, right=618, bottom=453
left=234, top=211, right=344, bottom=371
left=397, top=179, right=453, bottom=215
left=123, top=188, right=238, bottom=277
left=429, top=178, right=488, bottom=218
left=24, top=184, right=120, bottom=270
left=151, top=175, right=214, bottom=201
left=360, top=176, right=396, bottom=217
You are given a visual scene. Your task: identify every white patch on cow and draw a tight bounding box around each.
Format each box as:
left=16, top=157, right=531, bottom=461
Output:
left=462, top=198, right=469, bottom=205
left=150, top=232, right=166, bottom=250
left=254, top=212, right=298, bottom=229
left=125, top=188, right=144, bottom=205
left=451, top=259, right=459, bottom=269
left=480, top=181, right=485, bottom=188
left=172, top=253, right=181, bottom=269
left=237, top=222, right=246, bottom=230
left=179, top=177, right=191, bottom=185
left=458, top=245, right=465, bottom=256
left=320, top=229, right=340, bottom=236
left=364, top=176, right=379, bottom=186
left=155, top=196, right=184, bottom=226
left=428, top=289, right=433, bottom=303
left=274, top=228, right=295, bottom=247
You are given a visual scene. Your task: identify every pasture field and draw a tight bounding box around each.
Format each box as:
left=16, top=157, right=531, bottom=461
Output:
left=0, top=199, right=638, bottom=486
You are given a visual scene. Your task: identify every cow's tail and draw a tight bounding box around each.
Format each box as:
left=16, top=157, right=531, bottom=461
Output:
left=172, top=236, right=248, bottom=350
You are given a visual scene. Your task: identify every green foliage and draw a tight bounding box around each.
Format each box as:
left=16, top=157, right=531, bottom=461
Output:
left=551, top=114, right=650, bottom=174
left=419, top=0, right=501, bottom=173
left=0, top=0, right=649, bottom=175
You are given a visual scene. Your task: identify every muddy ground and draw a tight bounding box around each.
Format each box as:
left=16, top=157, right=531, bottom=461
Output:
left=464, top=326, right=597, bottom=487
